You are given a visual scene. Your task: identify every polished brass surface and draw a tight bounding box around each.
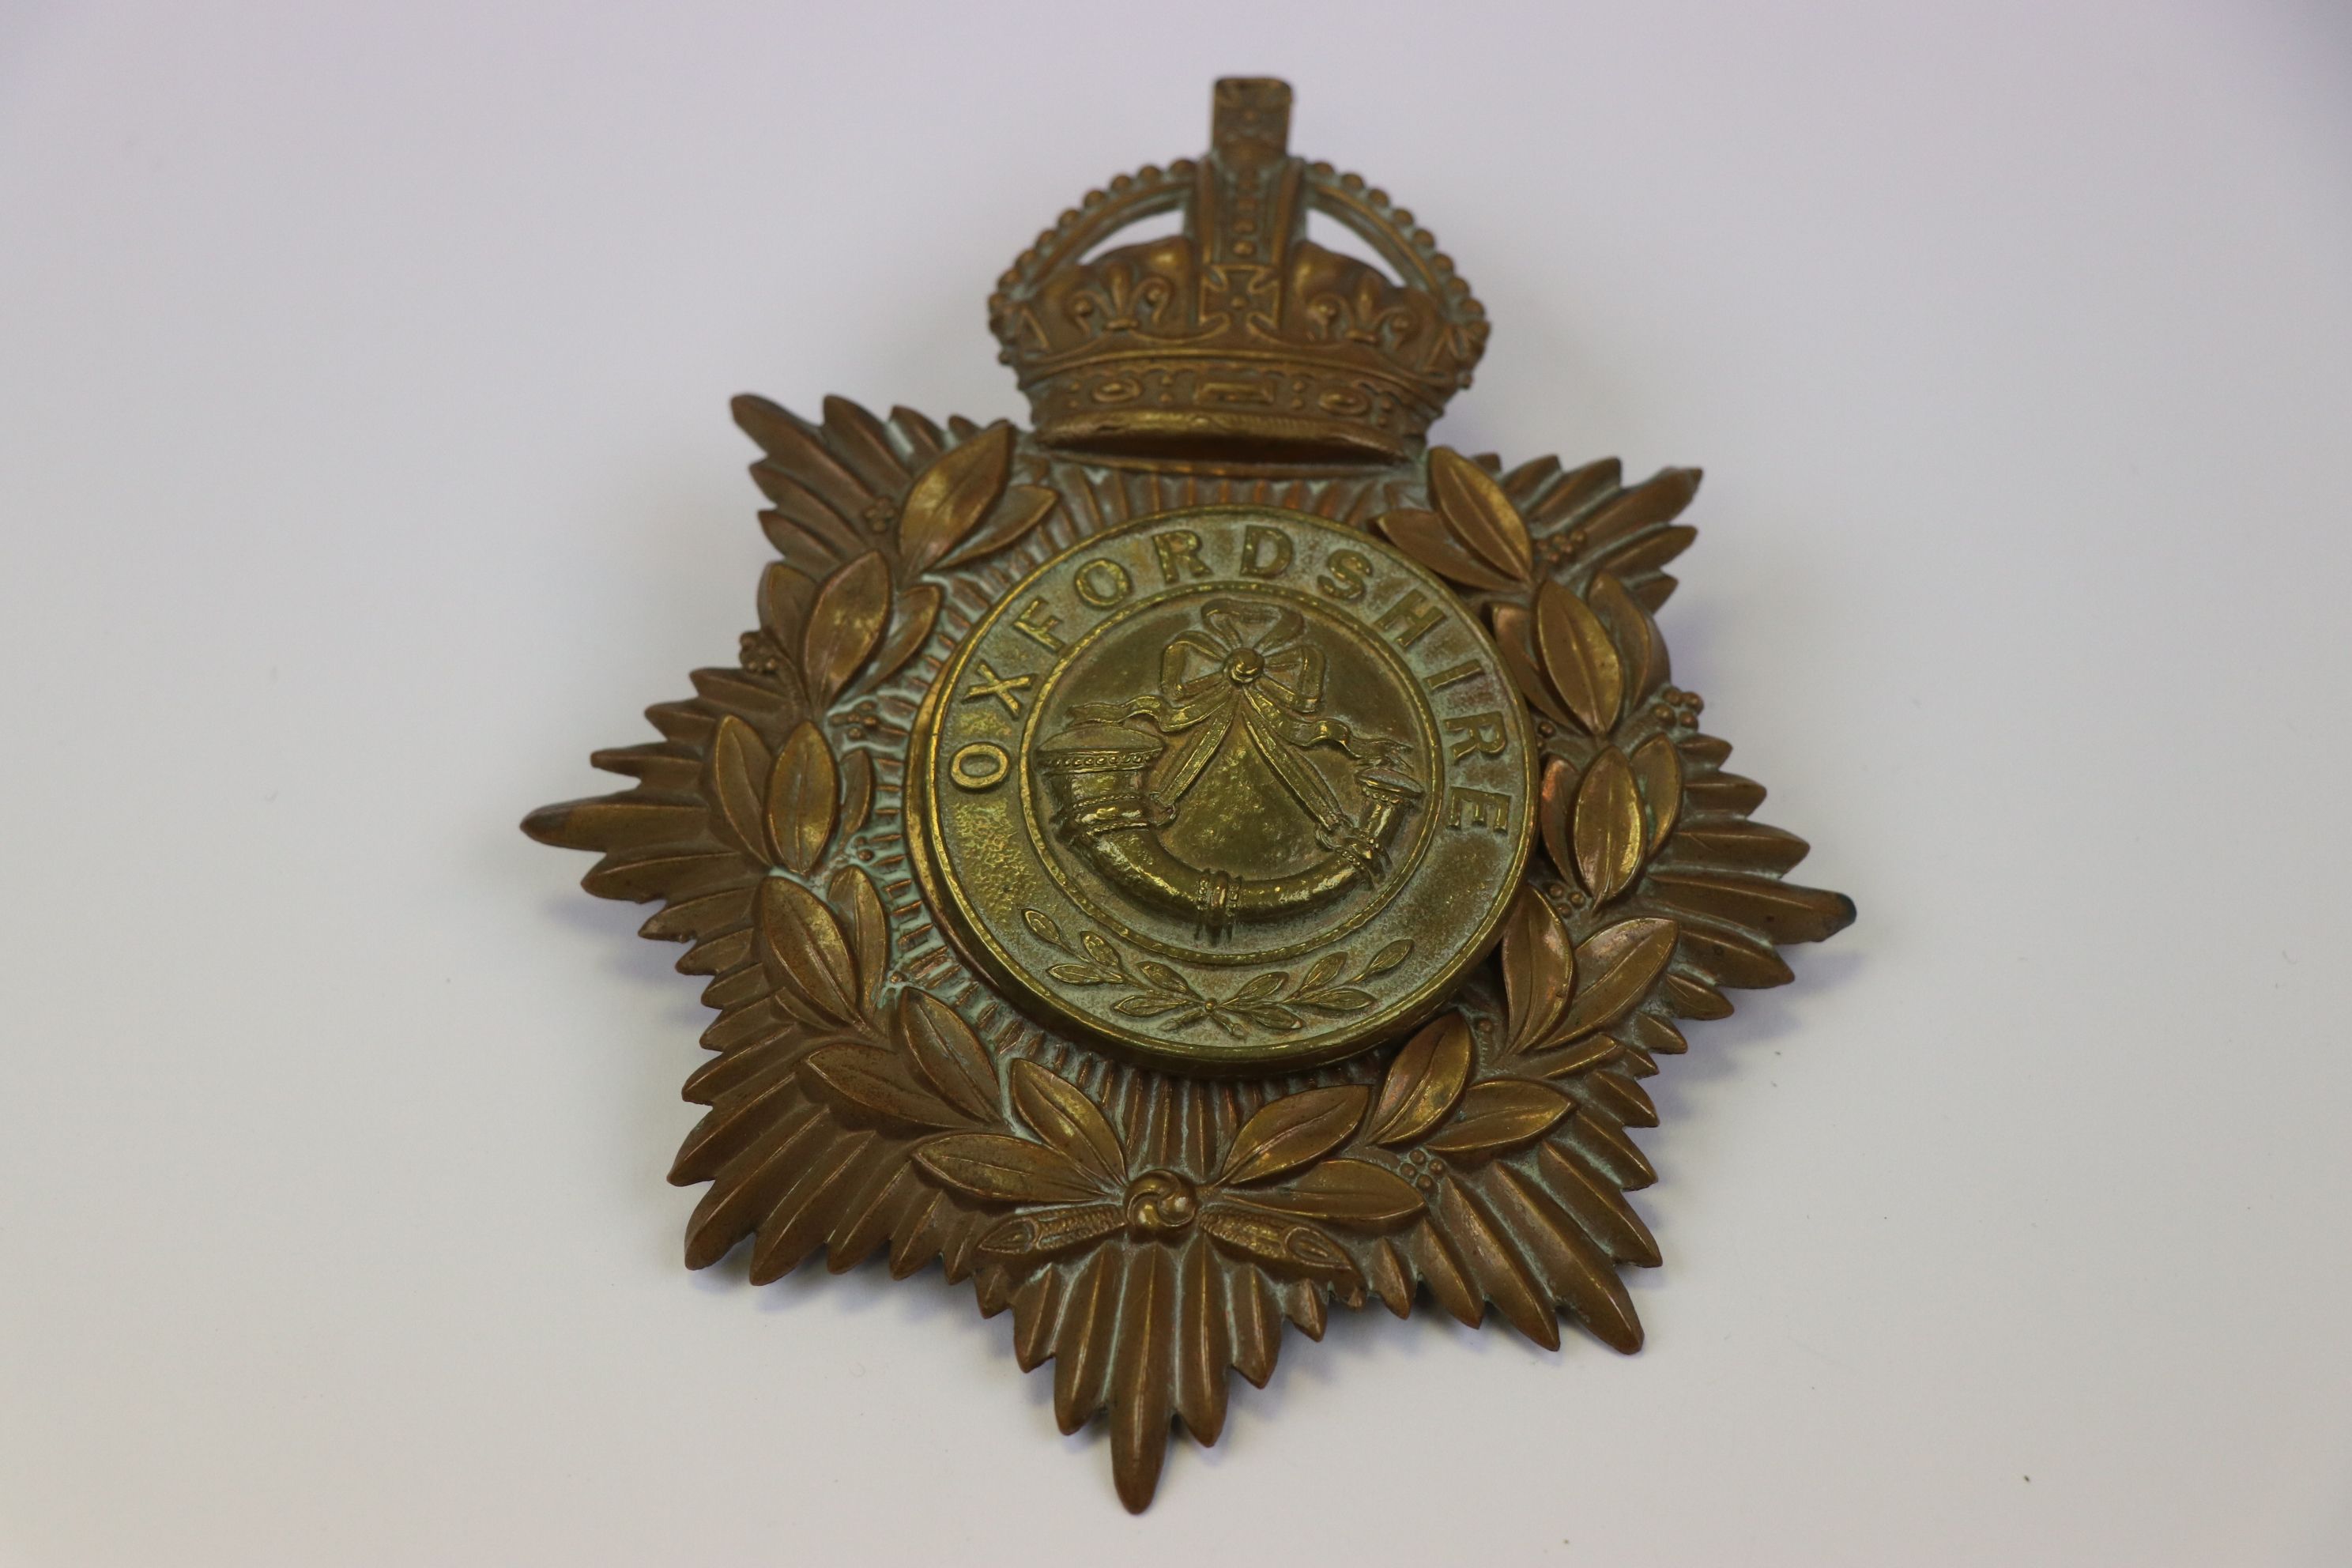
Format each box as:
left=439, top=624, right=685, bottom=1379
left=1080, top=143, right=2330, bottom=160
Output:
left=910, top=506, right=1532, bottom=1072
left=525, top=77, right=1853, bottom=1513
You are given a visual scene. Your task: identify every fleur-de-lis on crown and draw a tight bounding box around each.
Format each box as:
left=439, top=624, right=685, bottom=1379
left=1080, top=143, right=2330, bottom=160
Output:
left=1306, top=272, right=1420, bottom=352
left=1065, top=257, right=1175, bottom=337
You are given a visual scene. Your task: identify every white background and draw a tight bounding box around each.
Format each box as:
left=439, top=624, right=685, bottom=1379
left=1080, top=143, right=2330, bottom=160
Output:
left=3, top=2, right=2348, bottom=1562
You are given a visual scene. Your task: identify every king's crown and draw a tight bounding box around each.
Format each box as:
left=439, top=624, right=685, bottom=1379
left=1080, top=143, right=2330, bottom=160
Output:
left=989, top=79, right=1488, bottom=465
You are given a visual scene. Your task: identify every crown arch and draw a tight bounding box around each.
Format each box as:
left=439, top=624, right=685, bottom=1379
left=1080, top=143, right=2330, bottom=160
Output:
left=988, top=81, right=1491, bottom=464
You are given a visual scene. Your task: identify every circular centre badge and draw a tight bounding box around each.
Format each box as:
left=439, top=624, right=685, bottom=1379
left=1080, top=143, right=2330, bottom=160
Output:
left=909, top=505, right=1534, bottom=1071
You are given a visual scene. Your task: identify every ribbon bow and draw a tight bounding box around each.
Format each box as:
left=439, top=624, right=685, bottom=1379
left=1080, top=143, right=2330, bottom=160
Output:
left=1070, top=599, right=1406, bottom=838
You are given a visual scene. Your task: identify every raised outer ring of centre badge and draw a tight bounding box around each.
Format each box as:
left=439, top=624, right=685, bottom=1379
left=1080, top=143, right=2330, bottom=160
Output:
left=907, top=505, right=1535, bottom=1072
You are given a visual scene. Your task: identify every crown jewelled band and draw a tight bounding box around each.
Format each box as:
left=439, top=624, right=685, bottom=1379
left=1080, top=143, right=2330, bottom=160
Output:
left=989, top=80, right=1489, bottom=463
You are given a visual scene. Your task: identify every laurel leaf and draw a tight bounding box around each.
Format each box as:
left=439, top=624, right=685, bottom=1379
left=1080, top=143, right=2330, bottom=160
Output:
left=836, top=747, right=875, bottom=840
left=1574, top=747, right=1646, bottom=904
left=975, top=1204, right=1125, bottom=1263
left=1489, top=603, right=1573, bottom=728
left=899, top=422, right=1012, bottom=575
left=914, top=1133, right=1107, bottom=1204
left=756, top=876, right=862, bottom=1025
left=801, top=552, right=891, bottom=709
left=763, top=722, right=836, bottom=873
left=1365, top=1014, right=1472, bottom=1146
left=1374, top=508, right=1521, bottom=592
left=1551, top=918, right=1679, bottom=1046
left=1630, top=735, right=1683, bottom=854
left=758, top=561, right=819, bottom=649
left=1538, top=756, right=1576, bottom=887
left=1023, top=908, right=1068, bottom=949
left=897, top=989, right=996, bottom=1122
left=702, top=715, right=774, bottom=863
left=826, top=864, right=888, bottom=1009
left=1231, top=971, right=1287, bottom=1003
left=1234, top=1159, right=1424, bottom=1228
left=801, top=1045, right=964, bottom=1132
left=1200, top=1208, right=1363, bottom=1296
left=1589, top=571, right=1667, bottom=703
left=1007, top=1060, right=1127, bottom=1187
left=1499, top=889, right=1574, bottom=1056
left=1295, top=952, right=1347, bottom=996
left=1427, top=447, right=1532, bottom=580
left=1297, top=988, right=1371, bottom=1013
left=1102, top=994, right=1173, bottom=1016
left=1134, top=958, right=1193, bottom=995
left=1423, top=1079, right=1572, bottom=1162
left=1645, top=871, right=1856, bottom=945
left=1536, top=579, right=1623, bottom=736
left=936, top=483, right=1058, bottom=571
left=1218, top=1086, right=1370, bottom=1185
left=850, top=583, right=939, bottom=696
left=1361, top=939, right=1412, bottom=977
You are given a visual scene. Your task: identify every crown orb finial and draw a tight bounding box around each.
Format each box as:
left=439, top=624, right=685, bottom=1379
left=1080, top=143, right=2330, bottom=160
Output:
left=988, top=80, right=1490, bottom=466
left=1210, top=77, right=1292, bottom=164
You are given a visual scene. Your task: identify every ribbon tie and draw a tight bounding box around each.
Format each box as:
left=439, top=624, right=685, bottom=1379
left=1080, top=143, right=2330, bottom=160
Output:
left=1069, top=599, right=1407, bottom=838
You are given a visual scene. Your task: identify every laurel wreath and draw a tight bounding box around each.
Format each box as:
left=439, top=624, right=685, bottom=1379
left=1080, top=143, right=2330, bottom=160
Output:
left=1020, top=908, right=1411, bottom=1036
left=525, top=394, right=1851, bottom=1510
